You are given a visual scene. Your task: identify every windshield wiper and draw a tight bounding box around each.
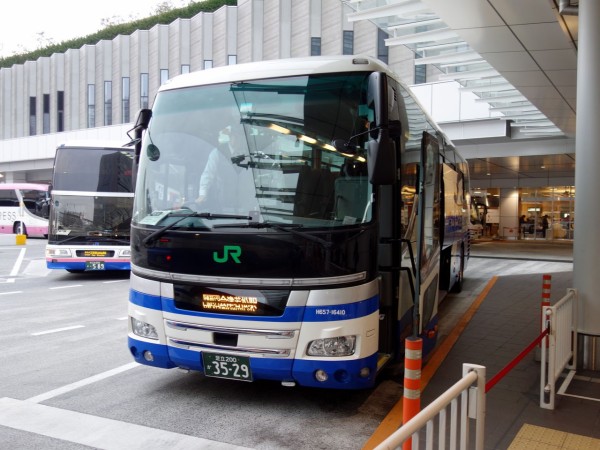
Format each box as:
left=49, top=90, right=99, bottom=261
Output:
left=143, top=211, right=252, bottom=246
left=52, top=234, right=128, bottom=245
left=213, top=221, right=332, bottom=248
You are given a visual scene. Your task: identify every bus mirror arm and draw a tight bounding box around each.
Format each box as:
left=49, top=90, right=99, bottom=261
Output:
left=126, top=109, right=153, bottom=157
left=332, top=127, right=379, bottom=154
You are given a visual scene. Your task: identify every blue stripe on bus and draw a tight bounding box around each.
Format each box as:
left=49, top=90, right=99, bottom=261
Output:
left=130, top=289, right=379, bottom=323
left=303, top=296, right=378, bottom=321
left=47, top=261, right=130, bottom=271
left=130, top=289, right=162, bottom=310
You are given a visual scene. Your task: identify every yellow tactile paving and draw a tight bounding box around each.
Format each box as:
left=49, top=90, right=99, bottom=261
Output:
left=508, top=424, right=600, bottom=450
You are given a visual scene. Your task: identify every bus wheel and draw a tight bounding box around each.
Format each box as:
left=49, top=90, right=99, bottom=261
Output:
left=13, top=222, right=27, bottom=236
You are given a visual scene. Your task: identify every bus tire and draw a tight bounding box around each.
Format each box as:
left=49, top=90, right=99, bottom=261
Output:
left=13, top=222, right=27, bottom=236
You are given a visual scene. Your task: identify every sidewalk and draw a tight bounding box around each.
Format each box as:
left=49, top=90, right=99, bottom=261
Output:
left=421, top=268, right=600, bottom=449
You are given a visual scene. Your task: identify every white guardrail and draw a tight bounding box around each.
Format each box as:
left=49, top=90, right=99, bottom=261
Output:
left=375, top=364, right=486, bottom=450
left=540, top=288, right=578, bottom=410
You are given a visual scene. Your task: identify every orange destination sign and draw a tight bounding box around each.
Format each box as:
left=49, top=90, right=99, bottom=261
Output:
left=202, top=294, right=258, bottom=313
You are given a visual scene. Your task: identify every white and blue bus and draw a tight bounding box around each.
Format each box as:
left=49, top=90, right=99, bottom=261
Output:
left=45, top=142, right=134, bottom=272
left=0, top=183, right=50, bottom=237
left=127, top=56, right=470, bottom=389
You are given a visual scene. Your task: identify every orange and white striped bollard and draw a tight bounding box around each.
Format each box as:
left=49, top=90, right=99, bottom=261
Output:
left=402, top=337, right=422, bottom=450
left=541, top=274, right=551, bottom=346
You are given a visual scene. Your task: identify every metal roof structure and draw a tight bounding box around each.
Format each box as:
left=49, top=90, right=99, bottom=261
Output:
left=343, top=0, right=578, bottom=186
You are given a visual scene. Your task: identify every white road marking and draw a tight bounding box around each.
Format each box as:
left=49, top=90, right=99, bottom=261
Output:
left=0, top=397, right=253, bottom=450
left=49, top=284, right=83, bottom=290
left=27, top=362, right=139, bottom=403
left=31, top=325, right=85, bottom=336
left=1, top=247, right=27, bottom=283
left=0, top=290, right=23, bottom=295
left=116, top=316, right=128, bottom=321
left=9, top=247, right=26, bottom=277
left=103, top=279, right=130, bottom=284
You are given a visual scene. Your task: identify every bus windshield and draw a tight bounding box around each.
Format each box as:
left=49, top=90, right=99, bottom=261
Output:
left=133, top=73, right=375, bottom=230
left=49, top=148, right=133, bottom=243
left=49, top=195, right=132, bottom=242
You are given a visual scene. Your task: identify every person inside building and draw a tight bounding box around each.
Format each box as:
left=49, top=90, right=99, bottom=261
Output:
left=542, top=214, right=550, bottom=238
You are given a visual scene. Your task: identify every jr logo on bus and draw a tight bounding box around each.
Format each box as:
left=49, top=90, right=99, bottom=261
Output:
left=213, top=245, right=242, bottom=264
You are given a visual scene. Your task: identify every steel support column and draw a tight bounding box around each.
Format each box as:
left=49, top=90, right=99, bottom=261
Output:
left=573, top=0, right=600, bottom=365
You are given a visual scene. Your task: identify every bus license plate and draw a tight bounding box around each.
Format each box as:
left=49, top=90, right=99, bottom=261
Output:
left=202, top=353, right=252, bottom=381
left=85, top=261, right=105, bottom=271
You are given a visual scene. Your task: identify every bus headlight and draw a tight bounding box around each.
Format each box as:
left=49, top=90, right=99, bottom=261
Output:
left=307, top=335, right=356, bottom=357
left=119, top=249, right=131, bottom=257
left=131, top=317, right=159, bottom=339
left=46, top=248, right=71, bottom=257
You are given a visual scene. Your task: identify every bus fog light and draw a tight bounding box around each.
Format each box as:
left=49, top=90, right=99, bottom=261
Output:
left=131, top=317, right=159, bottom=339
left=307, top=335, right=356, bottom=357
left=120, top=249, right=131, bottom=257
left=359, top=367, right=371, bottom=378
left=143, top=350, right=154, bottom=362
left=315, top=370, right=328, bottom=382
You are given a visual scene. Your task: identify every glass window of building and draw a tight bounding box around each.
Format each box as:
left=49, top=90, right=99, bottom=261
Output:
left=87, top=84, right=96, bottom=128
left=204, top=60, right=213, bottom=70
left=343, top=30, right=353, bottom=55
left=140, top=73, right=149, bottom=109
left=414, top=54, right=426, bottom=84
left=121, top=77, right=130, bottom=123
left=181, top=65, right=190, bottom=74
left=377, top=29, right=389, bottom=64
left=104, top=81, right=112, bottom=126
left=57, top=91, right=64, bottom=132
left=160, top=69, right=169, bottom=85
left=29, top=97, right=36, bottom=136
left=519, top=186, right=575, bottom=240
left=311, top=37, right=321, bottom=56
left=228, top=55, right=236, bottom=65
left=43, top=94, right=50, bottom=134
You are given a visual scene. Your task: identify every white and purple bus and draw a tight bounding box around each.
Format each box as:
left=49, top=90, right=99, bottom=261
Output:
left=0, top=183, right=50, bottom=237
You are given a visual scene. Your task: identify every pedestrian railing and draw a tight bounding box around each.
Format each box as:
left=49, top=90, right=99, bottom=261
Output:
left=374, top=364, right=486, bottom=450
left=540, top=288, right=578, bottom=410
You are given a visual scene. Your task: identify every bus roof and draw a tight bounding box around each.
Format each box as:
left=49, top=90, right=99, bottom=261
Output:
left=0, top=182, right=49, bottom=191
left=161, top=55, right=397, bottom=92
left=57, top=140, right=133, bottom=151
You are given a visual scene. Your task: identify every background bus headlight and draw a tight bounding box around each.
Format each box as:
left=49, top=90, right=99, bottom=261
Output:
left=131, top=317, right=159, bottom=339
left=119, top=249, right=131, bottom=257
left=46, top=248, right=71, bottom=257
left=307, top=336, right=356, bottom=357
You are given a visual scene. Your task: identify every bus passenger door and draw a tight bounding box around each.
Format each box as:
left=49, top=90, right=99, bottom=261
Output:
left=415, top=132, right=442, bottom=344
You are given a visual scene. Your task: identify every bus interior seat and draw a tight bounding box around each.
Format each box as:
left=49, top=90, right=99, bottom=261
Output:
left=293, top=165, right=336, bottom=219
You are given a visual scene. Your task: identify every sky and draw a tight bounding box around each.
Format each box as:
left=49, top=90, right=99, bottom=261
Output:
left=0, top=0, right=189, bottom=58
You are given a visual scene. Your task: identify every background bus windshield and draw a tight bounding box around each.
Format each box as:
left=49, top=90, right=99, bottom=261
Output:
left=49, top=148, right=133, bottom=241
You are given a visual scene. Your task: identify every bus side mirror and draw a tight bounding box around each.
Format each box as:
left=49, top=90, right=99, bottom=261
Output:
left=366, top=72, right=396, bottom=185
left=367, top=128, right=396, bottom=185
left=127, top=109, right=152, bottom=157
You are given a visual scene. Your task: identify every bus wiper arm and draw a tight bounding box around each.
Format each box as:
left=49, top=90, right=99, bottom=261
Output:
left=143, top=211, right=252, bottom=246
